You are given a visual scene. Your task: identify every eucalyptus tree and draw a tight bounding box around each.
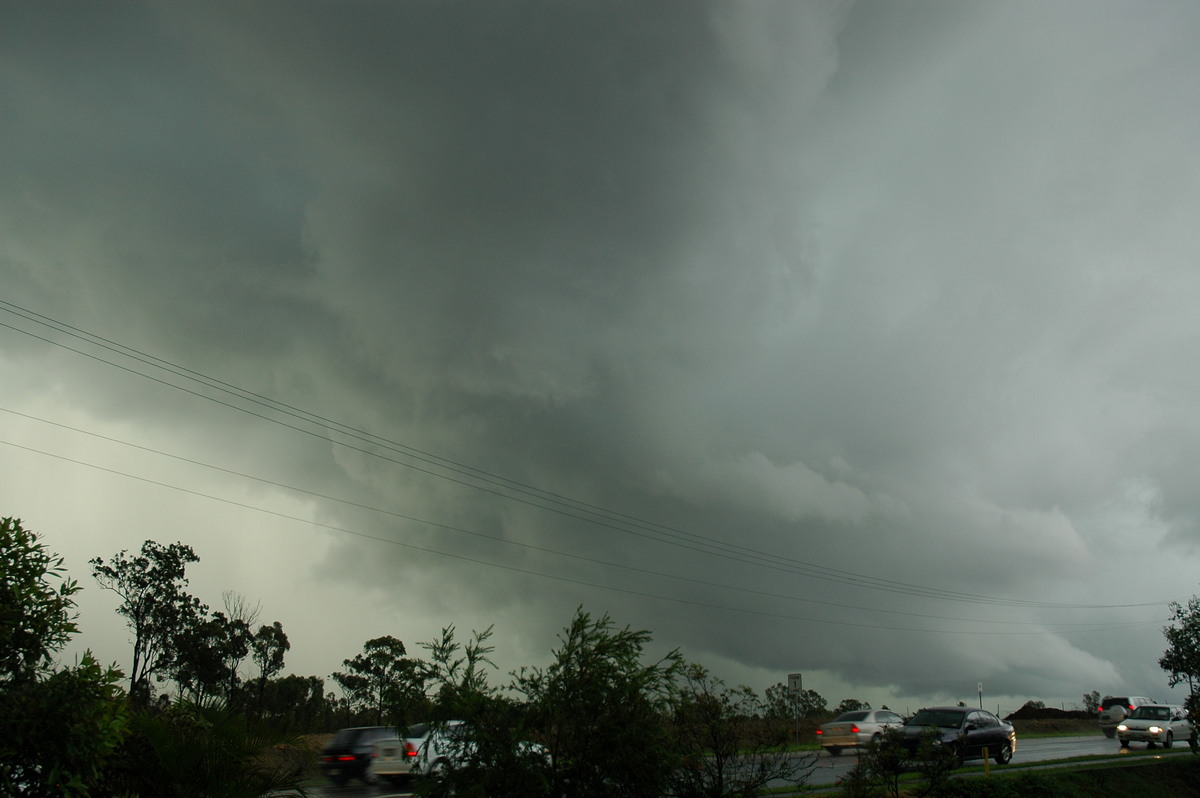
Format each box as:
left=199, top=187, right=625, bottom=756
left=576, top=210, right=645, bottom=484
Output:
left=90, top=540, right=201, bottom=703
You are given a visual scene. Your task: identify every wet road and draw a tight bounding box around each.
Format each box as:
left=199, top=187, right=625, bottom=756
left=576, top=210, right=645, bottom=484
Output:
left=301, top=735, right=1192, bottom=795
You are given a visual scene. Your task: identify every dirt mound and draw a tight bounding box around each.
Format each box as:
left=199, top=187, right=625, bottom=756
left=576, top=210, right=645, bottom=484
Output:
left=1004, top=705, right=1093, bottom=721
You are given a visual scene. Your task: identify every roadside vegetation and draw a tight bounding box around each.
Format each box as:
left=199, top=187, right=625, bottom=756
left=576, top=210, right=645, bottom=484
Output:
left=6, top=515, right=1200, bottom=796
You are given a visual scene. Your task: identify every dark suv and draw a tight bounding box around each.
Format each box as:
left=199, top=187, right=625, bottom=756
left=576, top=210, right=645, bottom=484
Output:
left=319, top=726, right=397, bottom=785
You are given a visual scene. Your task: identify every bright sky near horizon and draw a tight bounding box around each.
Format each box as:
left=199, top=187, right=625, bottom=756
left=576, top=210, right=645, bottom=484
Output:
left=4, top=0, right=1200, bottom=715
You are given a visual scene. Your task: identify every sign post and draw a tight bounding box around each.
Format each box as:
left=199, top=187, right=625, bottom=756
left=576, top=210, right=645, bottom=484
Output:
left=978, top=682, right=983, bottom=709
left=789, top=673, right=803, bottom=742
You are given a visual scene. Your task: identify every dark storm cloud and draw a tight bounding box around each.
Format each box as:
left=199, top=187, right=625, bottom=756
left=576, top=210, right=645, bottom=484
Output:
left=4, top=0, right=1200, bottom=706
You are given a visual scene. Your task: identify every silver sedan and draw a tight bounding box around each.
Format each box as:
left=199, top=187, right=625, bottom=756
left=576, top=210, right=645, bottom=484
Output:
left=816, top=709, right=905, bottom=755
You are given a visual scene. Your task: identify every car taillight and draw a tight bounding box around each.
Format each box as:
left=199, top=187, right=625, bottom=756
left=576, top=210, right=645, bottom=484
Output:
left=405, top=742, right=418, bottom=757
left=337, top=755, right=356, bottom=762
left=1128, top=704, right=1135, bottom=711
left=850, top=725, right=860, bottom=733
left=815, top=729, right=823, bottom=736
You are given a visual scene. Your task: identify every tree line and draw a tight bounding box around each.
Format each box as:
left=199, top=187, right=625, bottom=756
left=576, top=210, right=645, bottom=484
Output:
left=81, top=534, right=874, bottom=735
left=8, top=514, right=1198, bottom=796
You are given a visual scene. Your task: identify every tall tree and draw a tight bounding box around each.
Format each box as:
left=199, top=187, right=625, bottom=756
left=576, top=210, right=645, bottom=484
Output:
left=332, top=635, right=423, bottom=725
left=514, top=608, right=683, bottom=798
left=169, top=609, right=252, bottom=702
left=765, top=682, right=827, bottom=719
left=1160, top=596, right=1200, bottom=716
left=835, top=698, right=872, bottom=714
left=251, top=621, right=290, bottom=711
left=90, top=540, right=200, bottom=703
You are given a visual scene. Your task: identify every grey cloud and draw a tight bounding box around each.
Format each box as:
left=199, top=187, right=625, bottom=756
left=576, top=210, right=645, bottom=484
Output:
left=3, top=0, right=1198, bottom=706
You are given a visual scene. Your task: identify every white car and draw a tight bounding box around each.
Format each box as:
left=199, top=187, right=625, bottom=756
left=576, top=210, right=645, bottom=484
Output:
left=1099, top=695, right=1154, bottom=738
left=370, top=722, right=431, bottom=785
left=816, top=709, right=905, bottom=755
left=1116, top=704, right=1190, bottom=749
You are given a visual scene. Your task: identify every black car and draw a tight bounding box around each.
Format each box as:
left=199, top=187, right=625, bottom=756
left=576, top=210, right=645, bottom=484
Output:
left=319, top=725, right=397, bottom=786
left=899, top=706, right=1016, bottom=766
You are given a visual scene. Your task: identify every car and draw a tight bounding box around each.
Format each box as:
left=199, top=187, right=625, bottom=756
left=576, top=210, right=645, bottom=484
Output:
left=898, top=706, right=1016, bottom=766
left=370, top=722, right=431, bottom=785
left=816, top=709, right=906, bottom=755
left=402, top=720, right=550, bottom=780
left=1099, top=695, right=1155, bottom=739
left=319, top=725, right=398, bottom=786
left=1116, top=704, right=1190, bottom=749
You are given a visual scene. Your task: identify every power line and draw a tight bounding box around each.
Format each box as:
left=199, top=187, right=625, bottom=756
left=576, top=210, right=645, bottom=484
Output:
left=0, top=300, right=1167, bottom=612
left=0, top=434, right=1166, bottom=637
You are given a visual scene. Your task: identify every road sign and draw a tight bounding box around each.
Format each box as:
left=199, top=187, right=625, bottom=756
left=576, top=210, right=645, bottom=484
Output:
left=788, top=673, right=803, bottom=694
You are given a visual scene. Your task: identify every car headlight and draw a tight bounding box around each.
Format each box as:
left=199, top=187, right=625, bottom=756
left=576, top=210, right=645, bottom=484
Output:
left=1117, top=724, right=1128, bottom=731
left=1149, top=726, right=1163, bottom=734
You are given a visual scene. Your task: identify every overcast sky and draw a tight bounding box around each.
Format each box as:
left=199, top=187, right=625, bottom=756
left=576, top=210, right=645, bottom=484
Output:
left=4, top=0, right=1200, bottom=716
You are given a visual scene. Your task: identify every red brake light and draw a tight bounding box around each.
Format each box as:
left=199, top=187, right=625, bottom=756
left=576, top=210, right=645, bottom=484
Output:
left=1128, top=704, right=1135, bottom=711
left=850, top=725, right=860, bottom=733
left=405, top=742, right=418, bottom=757
left=337, top=755, right=356, bottom=762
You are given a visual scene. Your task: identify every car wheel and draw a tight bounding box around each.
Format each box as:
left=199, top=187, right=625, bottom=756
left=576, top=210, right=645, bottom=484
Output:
left=1102, top=728, right=1116, bottom=738
left=872, top=733, right=882, bottom=746
left=1165, top=733, right=1174, bottom=749
left=1119, top=739, right=1129, bottom=750
left=994, top=741, right=1013, bottom=765
left=827, top=746, right=842, bottom=756
left=1148, top=741, right=1157, bottom=749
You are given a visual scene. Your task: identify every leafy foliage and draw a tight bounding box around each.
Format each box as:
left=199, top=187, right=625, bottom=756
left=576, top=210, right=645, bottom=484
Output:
left=835, top=697, right=872, bottom=714
left=514, top=607, right=684, bottom=798
left=765, top=682, right=828, bottom=718
left=332, top=634, right=425, bottom=725
left=839, top=725, right=959, bottom=798
left=0, top=516, right=80, bottom=681
left=90, top=541, right=201, bottom=704
left=101, top=698, right=311, bottom=798
left=0, top=517, right=129, bottom=795
left=1161, top=596, right=1200, bottom=718
left=668, top=663, right=815, bottom=798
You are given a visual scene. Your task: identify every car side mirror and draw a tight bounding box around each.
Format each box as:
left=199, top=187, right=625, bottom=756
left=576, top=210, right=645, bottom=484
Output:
left=964, top=724, right=977, bottom=732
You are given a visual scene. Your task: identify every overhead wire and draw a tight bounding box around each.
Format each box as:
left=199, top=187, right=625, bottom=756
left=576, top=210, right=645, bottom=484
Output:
left=0, top=432, right=1167, bottom=637
left=0, top=299, right=1172, bottom=614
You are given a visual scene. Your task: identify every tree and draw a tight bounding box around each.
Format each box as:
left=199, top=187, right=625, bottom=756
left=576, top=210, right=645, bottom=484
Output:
left=0, top=517, right=129, bottom=793
left=419, top=626, right=544, bottom=798
left=251, top=621, right=290, bottom=712
left=765, top=682, right=828, bottom=719
left=332, top=635, right=424, bottom=725
left=0, top=516, right=79, bottom=681
left=90, top=540, right=200, bottom=703
left=420, top=624, right=495, bottom=719
left=835, top=698, right=872, bottom=715
left=1160, top=596, right=1200, bottom=717
left=669, top=664, right=816, bottom=798
left=169, top=609, right=252, bottom=702
left=514, top=607, right=683, bottom=798
left=1082, top=690, right=1102, bottom=713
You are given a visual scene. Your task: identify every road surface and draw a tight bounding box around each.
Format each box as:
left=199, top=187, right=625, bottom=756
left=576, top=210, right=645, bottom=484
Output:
left=303, top=734, right=1192, bottom=796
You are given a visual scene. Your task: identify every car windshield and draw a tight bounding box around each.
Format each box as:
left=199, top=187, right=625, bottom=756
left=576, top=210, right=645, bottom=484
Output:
left=1130, top=706, right=1171, bottom=720
left=1102, top=697, right=1131, bottom=710
left=835, top=711, right=870, bottom=722
left=908, top=709, right=966, bottom=728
